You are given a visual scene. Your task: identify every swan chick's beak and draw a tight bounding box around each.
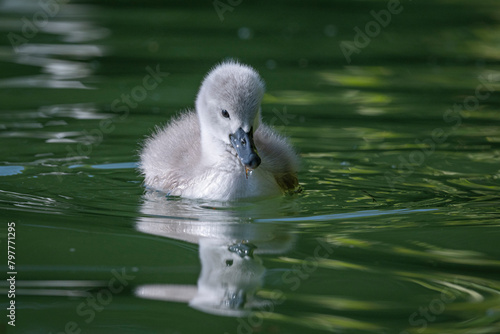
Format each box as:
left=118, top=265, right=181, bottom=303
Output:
left=229, top=127, right=261, bottom=172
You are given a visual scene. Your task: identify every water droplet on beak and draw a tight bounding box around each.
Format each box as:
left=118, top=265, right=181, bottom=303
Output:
left=245, top=166, right=253, bottom=179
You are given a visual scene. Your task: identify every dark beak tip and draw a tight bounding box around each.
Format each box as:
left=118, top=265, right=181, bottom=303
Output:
left=243, top=153, right=261, bottom=169
left=252, top=155, right=262, bottom=169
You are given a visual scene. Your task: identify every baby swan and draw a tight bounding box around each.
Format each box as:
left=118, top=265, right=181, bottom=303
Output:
left=139, top=60, right=300, bottom=201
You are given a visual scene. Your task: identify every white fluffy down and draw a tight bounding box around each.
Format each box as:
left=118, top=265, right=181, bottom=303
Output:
left=139, top=61, right=300, bottom=201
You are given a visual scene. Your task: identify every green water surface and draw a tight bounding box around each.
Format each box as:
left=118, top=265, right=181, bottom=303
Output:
left=1, top=0, right=500, bottom=333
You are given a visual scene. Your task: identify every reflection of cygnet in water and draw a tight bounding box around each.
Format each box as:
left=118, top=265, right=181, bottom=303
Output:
left=191, top=238, right=264, bottom=315
left=134, top=192, right=295, bottom=316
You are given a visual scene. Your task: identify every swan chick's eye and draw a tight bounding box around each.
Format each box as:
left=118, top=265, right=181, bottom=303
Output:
left=221, top=109, right=230, bottom=119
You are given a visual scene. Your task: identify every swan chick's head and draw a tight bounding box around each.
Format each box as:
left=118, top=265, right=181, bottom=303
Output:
left=195, top=60, right=264, bottom=169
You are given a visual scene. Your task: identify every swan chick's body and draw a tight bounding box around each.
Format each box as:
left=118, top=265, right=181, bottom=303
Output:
left=139, top=61, right=300, bottom=201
